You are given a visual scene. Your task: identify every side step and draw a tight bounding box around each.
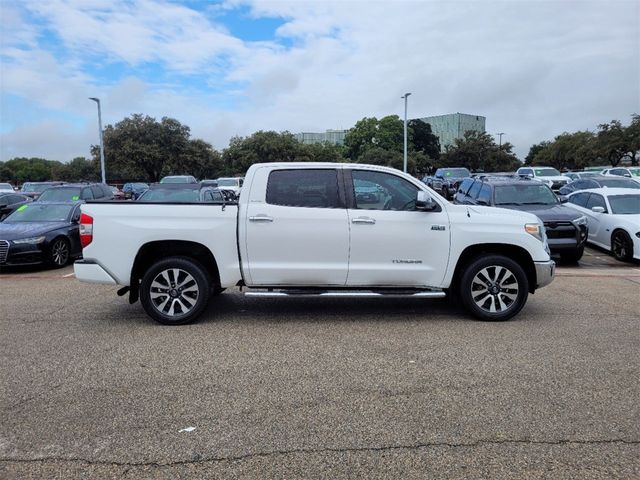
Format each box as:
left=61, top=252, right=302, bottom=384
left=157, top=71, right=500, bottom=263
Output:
left=244, top=289, right=446, bottom=298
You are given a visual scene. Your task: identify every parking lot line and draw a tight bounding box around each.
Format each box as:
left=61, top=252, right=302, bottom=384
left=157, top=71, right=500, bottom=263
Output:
left=62, top=272, right=75, bottom=278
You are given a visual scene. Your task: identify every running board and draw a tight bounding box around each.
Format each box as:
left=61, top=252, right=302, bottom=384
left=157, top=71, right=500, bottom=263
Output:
left=244, top=290, right=446, bottom=298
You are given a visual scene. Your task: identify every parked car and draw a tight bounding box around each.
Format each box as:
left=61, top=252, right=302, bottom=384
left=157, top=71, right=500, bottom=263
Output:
left=454, top=176, right=588, bottom=262
left=431, top=168, right=471, bottom=199
left=122, top=182, right=149, bottom=200
left=160, top=175, right=198, bottom=184
left=0, top=201, right=83, bottom=268
left=137, top=183, right=225, bottom=203
left=216, top=177, right=244, bottom=197
left=0, top=183, right=15, bottom=193
left=0, top=193, right=32, bottom=221
left=602, top=167, right=640, bottom=184
left=38, top=183, right=114, bottom=202
left=564, top=171, right=601, bottom=182
left=75, top=162, right=555, bottom=325
left=558, top=175, right=640, bottom=196
left=516, top=166, right=572, bottom=191
left=565, top=188, right=640, bottom=262
left=21, top=181, right=65, bottom=200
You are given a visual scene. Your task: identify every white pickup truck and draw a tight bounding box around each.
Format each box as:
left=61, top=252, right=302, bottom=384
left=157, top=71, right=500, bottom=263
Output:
left=74, top=163, right=555, bottom=325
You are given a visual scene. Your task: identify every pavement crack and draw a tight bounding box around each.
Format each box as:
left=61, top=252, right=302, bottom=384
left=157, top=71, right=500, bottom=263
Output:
left=1, top=438, right=638, bottom=468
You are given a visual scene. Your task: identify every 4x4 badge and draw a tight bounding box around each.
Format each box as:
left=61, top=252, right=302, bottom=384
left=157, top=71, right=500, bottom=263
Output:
left=431, top=225, right=446, bottom=231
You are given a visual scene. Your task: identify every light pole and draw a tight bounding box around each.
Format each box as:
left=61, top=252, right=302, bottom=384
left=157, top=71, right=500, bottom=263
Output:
left=496, top=132, right=505, bottom=150
left=89, top=97, right=106, bottom=184
left=401, top=92, right=411, bottom=173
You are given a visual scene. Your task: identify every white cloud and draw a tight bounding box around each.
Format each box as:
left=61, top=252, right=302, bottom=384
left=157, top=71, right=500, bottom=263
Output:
left=1, top=0, right=638, bottom=161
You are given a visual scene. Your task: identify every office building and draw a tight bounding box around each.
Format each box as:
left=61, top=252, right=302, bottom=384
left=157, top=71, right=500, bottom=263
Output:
left=417, top=113, right=486, bottom=152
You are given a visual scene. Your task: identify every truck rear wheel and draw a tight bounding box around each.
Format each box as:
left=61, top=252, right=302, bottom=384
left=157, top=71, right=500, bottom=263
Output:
left=140, top=256, right=211, bottom=325
left=459, top=255, right=529, bottom=321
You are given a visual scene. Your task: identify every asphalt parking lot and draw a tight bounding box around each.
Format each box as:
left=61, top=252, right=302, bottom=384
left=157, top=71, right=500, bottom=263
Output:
left=1, top=247, right=639, bottom=479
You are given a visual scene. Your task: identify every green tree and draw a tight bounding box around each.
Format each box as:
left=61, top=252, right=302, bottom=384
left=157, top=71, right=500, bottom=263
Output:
left=440, top=131, right=521, bottom=172
left=596, top=119, right=636, bottom=167
left=524, top=142, right=550, bottom=165
left=408, top=119, right=440, bottom=161
left=92, top=114, right=194, bottom=182
left=176, top=139, right=223, bottom=180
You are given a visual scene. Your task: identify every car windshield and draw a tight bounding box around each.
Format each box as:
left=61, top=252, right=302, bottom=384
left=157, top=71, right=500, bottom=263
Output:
left=0, top=183, right=13, bottom=189
left=217, top=179, right=239, bottom=186
left=161, top=177, right=192, bottom=184
left=534, top=168, right=561, bottom=177
left=23, top=183, right=54, bottom=193
left=138, top=189, right=200, bottom=202
left=38, top=187, right=82, bottom=201
left=5, top=203, right=72, bottom=222
left=608, top=195, right=640, bottom=214
left=494, top=184, right=558, bottom=205
left=599, top=179, right=640, bottom=189
left=441, top=168, right=471, bottom=178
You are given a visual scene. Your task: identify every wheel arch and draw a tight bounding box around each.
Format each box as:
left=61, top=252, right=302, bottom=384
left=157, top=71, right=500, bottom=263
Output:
left=451, top=243, right=537, bottom=294
left=130, top=240, right=220, bottom=304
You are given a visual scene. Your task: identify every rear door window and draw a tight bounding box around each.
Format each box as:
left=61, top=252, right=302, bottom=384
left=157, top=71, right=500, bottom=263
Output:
left=81, top=188, right=94, bottom=200
left=91, top=186, right=103, bottom=198
left=477, top=184, right=492, bottom=205
left=266, top=169, right=341, bottom=208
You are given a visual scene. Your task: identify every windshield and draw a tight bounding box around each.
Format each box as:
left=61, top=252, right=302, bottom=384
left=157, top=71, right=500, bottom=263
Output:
left=5, top=203, right=73, bottom=222
left=440, top=168, right=471, bottom=178
left=608, top=195, right=640, bottom=214
left=217, top=179, right=239, bottom=187
left=23, top=183, right=54, bottom=193
left=599, top=179, right=640, bottom=189
left=534, top=168, right=561, bottom=177
left=494, top=184, right=558, bottom=205
left=38, top=187, right=82, bottom=201
left=0, top=183, right=13, bottom=190
left=138, top=189, right=200, bottom=202
left=161, top=176, right=192, bottom=184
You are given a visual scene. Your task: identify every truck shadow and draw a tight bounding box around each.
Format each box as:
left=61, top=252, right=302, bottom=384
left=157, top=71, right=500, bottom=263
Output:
left=199, top=292, right=471, bottom=325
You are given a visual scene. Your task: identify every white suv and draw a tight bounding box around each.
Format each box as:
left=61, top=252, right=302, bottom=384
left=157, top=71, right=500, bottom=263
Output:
left=602, top=167, right=640, bottom=184
left=516, top=166, right=572, bottom=191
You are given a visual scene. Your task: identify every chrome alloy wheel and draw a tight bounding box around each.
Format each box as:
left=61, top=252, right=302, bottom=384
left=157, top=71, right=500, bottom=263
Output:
left=470, top=265, right=519, bottom=313
left=149, top=268, right=199, bottom=317
left=51, top=239, right=69, bottom=266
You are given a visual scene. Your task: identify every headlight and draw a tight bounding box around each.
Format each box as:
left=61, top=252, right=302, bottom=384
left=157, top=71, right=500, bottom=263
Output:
left=525, top=223, right=546, bottom=243
left=572, top=215, right=587, bottom=226
left=13, top=236, right=46, bottom=244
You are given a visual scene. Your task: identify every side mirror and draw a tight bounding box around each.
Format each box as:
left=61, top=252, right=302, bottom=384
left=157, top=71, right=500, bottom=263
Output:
left=416, top=191, right=437, bottom=211
left=592, top=206, right=605, bottom=213
left=559, top=196, right=568, bottom=203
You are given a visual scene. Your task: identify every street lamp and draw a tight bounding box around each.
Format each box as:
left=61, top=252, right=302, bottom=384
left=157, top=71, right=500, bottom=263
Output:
left=89, top=97, right=106, bottom=184
left=401, top=92, right=412, bottom=173
left=496, top=132, right=505, bottom=149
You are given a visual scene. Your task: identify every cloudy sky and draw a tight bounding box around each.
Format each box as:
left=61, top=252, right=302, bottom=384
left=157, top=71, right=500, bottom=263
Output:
left=1, top=0, right=638, bottom=162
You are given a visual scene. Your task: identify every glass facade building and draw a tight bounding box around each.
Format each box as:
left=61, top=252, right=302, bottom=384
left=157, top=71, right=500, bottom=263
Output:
left=417, top=113, right=486, bottom=152
left=294, top=129, right=348, bottom=146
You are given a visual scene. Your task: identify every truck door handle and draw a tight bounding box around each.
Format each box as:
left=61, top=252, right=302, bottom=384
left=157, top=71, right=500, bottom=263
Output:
left=249, top=215, right=274, bottom=222
left=352, top=217, right=376, bottom=225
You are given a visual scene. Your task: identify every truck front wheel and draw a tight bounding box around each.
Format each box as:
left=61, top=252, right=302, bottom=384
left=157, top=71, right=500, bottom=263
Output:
left=459, top=255, right=529, bottom=321
left=140, top=256, right=211, bottom=325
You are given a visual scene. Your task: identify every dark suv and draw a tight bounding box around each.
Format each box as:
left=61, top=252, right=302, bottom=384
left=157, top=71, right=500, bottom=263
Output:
left=38, top=183, right=114, bottom=202
left=431, top=168, right=472, bottom=200
left=454, top=176, right=588, bottom=262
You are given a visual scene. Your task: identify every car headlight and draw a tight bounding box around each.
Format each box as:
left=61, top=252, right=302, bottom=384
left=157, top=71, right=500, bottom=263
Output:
left=572, top=215, right=588, bottom=226
left=13, top=236, right=46, bottom=244
left=525, top=223, right=546, bottom=243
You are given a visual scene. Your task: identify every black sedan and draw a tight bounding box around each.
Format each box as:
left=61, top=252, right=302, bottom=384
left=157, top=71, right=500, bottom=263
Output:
left=0, top=193, right=32, bottom=221
left=558, top=175, right=640, bottom=196
left=0, top=202, right=82, bottom=268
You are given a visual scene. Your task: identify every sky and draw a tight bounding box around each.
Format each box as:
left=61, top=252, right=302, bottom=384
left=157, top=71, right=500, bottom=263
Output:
left=1, top=0, right=639, bottom=162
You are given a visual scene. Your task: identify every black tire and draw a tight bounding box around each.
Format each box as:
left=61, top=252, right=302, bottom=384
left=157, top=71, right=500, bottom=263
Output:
left=611, top=230, right=634, bottom=262
left=459, top=255, right=529, bottom=321
left=560, top=246, right=584, bottom=263
left=49, top=237, right=70, bottom=268
left=140, top=256, right=211, bottom=325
